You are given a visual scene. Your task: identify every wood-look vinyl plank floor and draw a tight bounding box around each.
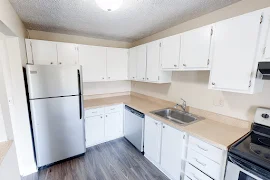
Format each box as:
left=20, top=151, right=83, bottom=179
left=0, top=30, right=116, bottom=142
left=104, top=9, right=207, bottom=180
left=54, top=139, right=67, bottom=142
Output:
left=22, top=138, right=169, bottom=180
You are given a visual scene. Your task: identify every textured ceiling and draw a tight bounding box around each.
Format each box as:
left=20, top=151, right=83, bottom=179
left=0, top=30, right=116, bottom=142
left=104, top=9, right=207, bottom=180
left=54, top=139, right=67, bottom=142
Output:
left=9, top=0, right=241, bottom=42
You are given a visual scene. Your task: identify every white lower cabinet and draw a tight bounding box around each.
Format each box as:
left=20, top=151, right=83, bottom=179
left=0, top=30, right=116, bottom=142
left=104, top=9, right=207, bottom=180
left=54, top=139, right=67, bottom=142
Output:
left=85, top=104, right=123, bottom=148
left=85, top=115, right=105, bottom=147
left=144, top=116, right=162, bottom=164
left=144, top=116, right=185, bottom=180
left=186, top=136, right=227, bottom=180
left=160, top=124, right=184, bottom=180
left=105, top=111, right=123, bottom=141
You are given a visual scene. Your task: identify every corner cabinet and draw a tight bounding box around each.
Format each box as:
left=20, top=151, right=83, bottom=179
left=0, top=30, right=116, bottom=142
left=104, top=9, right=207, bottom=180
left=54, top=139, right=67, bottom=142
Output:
left=128, top=47, right=137, bottom=80
left=79, top=45, right=107, bottom=82
left=146, top=40, right=172, bottom=83
left=136, top=44, right=147, bottom=81
left=209, top=9, right=267, bottom=94
left=107, top=48, right=128, bottom=81
left=128, top=42, right=172, bottom=83
left=85, top=104, right=124, bottom=147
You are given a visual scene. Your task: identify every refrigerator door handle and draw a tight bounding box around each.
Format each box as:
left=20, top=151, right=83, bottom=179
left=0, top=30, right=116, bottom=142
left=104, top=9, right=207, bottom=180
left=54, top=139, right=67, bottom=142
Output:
left=78, top=70, right=82, bottom=119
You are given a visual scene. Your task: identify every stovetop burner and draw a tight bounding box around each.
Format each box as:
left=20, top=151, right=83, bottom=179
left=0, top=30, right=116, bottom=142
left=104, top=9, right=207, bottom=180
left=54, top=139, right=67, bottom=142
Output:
left=230, top=123, right=270, bottom=172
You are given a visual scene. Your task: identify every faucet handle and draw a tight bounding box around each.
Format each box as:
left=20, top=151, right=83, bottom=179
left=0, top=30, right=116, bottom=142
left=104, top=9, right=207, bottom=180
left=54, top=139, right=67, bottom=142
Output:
left=181, top=98, right=186, bottom=105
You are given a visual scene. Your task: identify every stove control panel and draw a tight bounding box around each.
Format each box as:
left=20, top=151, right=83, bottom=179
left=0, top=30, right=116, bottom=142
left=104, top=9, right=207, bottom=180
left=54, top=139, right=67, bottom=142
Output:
left=254, top=108, right=270, bottom=127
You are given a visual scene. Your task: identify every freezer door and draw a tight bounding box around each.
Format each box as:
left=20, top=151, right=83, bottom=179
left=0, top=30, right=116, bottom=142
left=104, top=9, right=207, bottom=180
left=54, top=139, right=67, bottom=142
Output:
left=30, top=96, right=85, bottom=167
left=26, top=65, right=81, bottom=99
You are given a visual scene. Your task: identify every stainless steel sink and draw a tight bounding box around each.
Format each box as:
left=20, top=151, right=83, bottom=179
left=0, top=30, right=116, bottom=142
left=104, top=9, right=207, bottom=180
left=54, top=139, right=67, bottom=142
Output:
left=151, top=108, right=204, bottom=126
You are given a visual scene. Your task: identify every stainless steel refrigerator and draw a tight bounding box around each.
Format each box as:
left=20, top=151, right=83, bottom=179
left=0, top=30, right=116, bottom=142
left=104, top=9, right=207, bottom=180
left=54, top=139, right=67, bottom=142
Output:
left=25, top=65, right=85, bottom=168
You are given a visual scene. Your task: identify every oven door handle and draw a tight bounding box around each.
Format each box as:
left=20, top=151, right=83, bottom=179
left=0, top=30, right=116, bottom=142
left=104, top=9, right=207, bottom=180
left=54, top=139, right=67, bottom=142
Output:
left=228, top=155, right=270, bottom=180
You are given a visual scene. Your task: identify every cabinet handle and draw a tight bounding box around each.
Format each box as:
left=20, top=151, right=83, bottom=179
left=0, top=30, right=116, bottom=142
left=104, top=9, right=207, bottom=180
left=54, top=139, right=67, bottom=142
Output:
left=59, top=62, right=62, bottom=65
left=50, top=62, right=53, bottom=65
left=194, top=158, right=206, bottom=166
left=92, top=111, right=97, bottom=114
left=106, top=115, right=107, bottom=117
left=147, top=78, right=149, bottom=80
left=197, top=145, right=208, bottom=151
left=100, top=116, right=103, bottom=118
left=212, top=82, right=215, bottom=85
left=183, top=64, right=186, bottom=67
left=163, top=125, right=165, bottom=128
left=133, top=77, right=135, bottom=79
left=174, top=65, right=177, bottom=67
left=192, top=173, right=201, bottom=180
left=108, top=77, right=110, bottom=79
left=155, top=122, right=158, bottom=125
left=102, top=77, right=104, bottom=79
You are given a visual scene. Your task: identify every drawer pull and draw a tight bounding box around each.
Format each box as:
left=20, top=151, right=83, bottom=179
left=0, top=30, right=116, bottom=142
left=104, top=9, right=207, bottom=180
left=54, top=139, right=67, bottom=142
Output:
left=92, top=111, right=97, bottom=113
left=110, top=108, right=115, bottom=110
left=194, top=158, right=206, bottom=166
left=197, top=145, right=208, bottom=151
left=192, top=173, right=201, bottom=180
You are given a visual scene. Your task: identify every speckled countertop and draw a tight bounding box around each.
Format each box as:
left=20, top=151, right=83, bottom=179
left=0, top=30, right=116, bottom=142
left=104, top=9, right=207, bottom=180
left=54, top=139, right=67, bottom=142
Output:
left=84, top=94, right=250, bottom=150
left=0, top=140, right=12, bottom=165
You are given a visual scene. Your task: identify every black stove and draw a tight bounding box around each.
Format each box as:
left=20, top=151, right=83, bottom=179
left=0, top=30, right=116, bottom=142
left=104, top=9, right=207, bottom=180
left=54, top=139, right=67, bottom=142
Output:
left=229, top=123, right=270, bottom=179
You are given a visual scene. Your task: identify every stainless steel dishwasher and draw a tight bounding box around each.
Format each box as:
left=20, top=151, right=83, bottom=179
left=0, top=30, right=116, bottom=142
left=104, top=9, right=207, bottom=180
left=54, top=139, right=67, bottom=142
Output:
left=124, top=105, right=145, bottom=152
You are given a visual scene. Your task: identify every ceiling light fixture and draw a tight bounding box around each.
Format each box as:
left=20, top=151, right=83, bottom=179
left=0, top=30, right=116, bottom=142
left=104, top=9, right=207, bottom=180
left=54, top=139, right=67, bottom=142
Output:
left=95, top=0, right=123, bottom=12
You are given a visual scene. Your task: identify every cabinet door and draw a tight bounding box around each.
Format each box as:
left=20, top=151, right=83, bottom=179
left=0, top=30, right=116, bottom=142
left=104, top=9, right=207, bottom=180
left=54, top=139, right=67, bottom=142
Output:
left=144, top=116, right=162, bottom=164
left=146, top=41, right=160, bottom=82
left=160, top=34, right=181, bottom=69
left=129, top=47, right=137, bottom=80
left=264, top=27, right=270, bottom=61
left=57, top=43, right=79, bottom=65
left=136, top=45, right=147, bottom=81
left=210, top=10, right=263, bottom=92
left=107, top=48, right=128, bottom=81
left=181, top=25, right=212, bottom=69
left=105, top=112, right=123, bottom=141
left=31, top=40, right=58, bottom=65
left=161, top=124, right=183, bottom=180
left=85, top=115, right=105, bottom=147
left=79, top=45, right=106, bottom=82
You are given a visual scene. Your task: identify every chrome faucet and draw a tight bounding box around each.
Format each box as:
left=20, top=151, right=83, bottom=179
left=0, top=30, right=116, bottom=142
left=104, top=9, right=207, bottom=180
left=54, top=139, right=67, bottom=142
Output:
left=174, top=98, right=187, bottom=112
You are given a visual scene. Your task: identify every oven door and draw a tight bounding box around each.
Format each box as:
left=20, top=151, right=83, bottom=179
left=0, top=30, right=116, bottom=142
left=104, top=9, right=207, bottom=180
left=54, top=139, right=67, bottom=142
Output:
left=225, top=161, right=263, bottom=180
left=225, top=154, right=270, bottom=180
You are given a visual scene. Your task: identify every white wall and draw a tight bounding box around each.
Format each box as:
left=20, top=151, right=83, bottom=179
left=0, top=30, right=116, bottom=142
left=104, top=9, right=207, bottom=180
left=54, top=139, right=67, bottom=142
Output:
left=132, top=72, right=270, bottom=122
left=83, top=81, right=131, bottom=95
left=131, top=0, right=270, bottom=122
left=0, top=0, right=36, bottom=176
left=28, top=30, right=132, bottom=48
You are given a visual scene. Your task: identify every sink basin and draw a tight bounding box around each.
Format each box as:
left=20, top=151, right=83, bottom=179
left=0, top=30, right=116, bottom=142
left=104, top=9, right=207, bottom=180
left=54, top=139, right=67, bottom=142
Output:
left=151, top=108, right=204, bottom=126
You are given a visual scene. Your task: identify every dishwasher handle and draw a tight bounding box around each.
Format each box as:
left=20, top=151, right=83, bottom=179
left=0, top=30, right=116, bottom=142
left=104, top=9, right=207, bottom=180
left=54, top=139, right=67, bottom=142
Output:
left=125, top=105, right=145, bottom=118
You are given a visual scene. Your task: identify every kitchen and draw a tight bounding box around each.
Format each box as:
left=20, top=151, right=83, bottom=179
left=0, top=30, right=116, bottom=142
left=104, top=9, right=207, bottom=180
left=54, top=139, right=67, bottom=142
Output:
left=1, top=0, right=270, bottom=180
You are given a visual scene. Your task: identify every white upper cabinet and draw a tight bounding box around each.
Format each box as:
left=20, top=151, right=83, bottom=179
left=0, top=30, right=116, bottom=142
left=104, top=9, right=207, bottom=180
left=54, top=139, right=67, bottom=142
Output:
left=136, top=45, right=147, bottom=81
left=160, top=34, right=181, bottom=69
left=106, top=48, right=128, bottom=81
left=128, top=47, right=137, bottom=80
left=78, top=45, right=107, bottom=82
left=26, top=39, right=58, bottom=65
left=146, top=41, right=160, bottom=82
left=209, top=10, right=265, bottom=94
left=57, top=43, right=79, bottom=65
left=180, top=25, right=213, bottom=70
left=160, top=124, right=184, bottom=180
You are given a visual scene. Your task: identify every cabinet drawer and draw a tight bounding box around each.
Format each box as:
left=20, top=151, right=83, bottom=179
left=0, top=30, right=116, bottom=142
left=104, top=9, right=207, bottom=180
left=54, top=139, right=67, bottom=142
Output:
left=185, top=163, right=213, bottom=180
left=189, top=136, right=223, bottom=164
left=105, top=104, right=123, bottom=114
left=85, top=107, right=104, bottom=117
left=187, top=148, right=220, bottom=179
